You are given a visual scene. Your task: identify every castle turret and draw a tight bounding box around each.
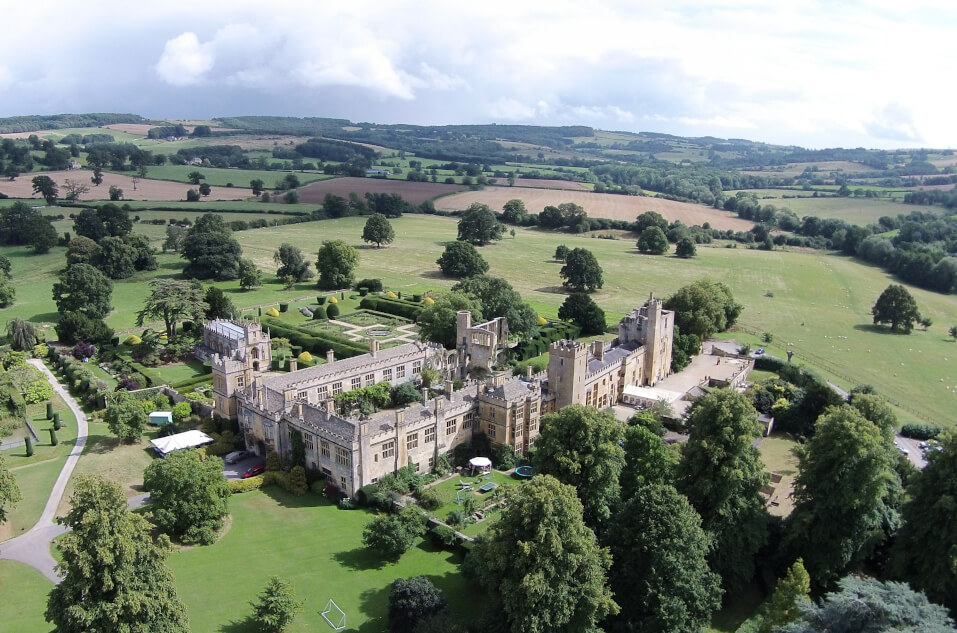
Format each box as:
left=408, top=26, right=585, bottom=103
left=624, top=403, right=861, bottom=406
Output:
left=547, top=339, right=589, bottom=409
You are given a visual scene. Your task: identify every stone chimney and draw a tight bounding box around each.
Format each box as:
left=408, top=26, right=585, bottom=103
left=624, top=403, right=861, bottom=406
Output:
left=444, top=380, right=454, bottom=399
left=395, top=409, right=406, bottom=428
left=525, top=365, right=534, bottom=379
left=288, top=358, right=298, bottom=372
left=326, top=349, right=335, bottom=364
left=591, top=340, right=604, bottom=361
left=295, top=401, right=303, bottom=418
left=370, top=338, right=379, bottom=358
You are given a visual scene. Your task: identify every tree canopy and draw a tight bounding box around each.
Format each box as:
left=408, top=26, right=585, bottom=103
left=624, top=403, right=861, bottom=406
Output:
left=362, top=506, right=426, bottom=559
left=417, top=291, right=483, bottom=349
left=890, top=430, right=957, bottom=612
left=776, top=577, right=955, bottom=633
left=621, top=424, right=677, bottom=500
left=137, top=278, right=207, bottom=338
left=143, top=449, right=231, bottom=545
left=436, top=240, right=489, bottom=279
left=637, top=226, right=670, bottom=254
left=388, top=576, right=449, bottom=633
left=872, top=284, right=921, bottom=333
left=316, top=239, right=359, bottom=290
left=204, top=286, right=236, bottom=320
left=664, top=279, right=743, bottom=340
left=104, top=392, right=148, bottom=443
left=31, top=174, right=58, bottom=205
left=786, top=405, right=901, bottom=588
left=238, top=258, right=262, bottom=290
left=675, top=237, right=697, bottom=258
left=52, top=263, right=113, bottom=319
left=467, top=475, right=618, bottom=633
left=451, top=275, right=538, bottom=339
left=557, top=293, right=607, bottom=336
left=676, top=389, right=768, bottom=591
left=559, top=247, right=604, bottom=292
left=531, top=405, right=625, bottom=528
left=603, top=484, right=722, bottom=633
left=457, top=203, right=504, bottom=245
left=362, top=213, right=396, bottom=247
left=249, top=576, right=303, bottom=633
left=46, top=475, right=190, bottom=633
left=273, top=243, right=313, bottom=282
left=181, top=213, right=243, bottom=280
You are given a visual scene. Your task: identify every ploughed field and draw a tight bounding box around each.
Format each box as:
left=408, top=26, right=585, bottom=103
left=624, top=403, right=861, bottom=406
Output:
left=296, top=177, right=468, bottom=205
left=0, top=170, right=250, bottom=202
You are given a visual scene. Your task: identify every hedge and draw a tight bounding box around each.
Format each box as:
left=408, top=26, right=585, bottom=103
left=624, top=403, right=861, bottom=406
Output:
left=263, top=318, right=368, bottom=359
left=228, top=475, right=264, bottom=494
left=354, top=278, right=383, bottom=292
left=171, top=373, right=214, bottom=390
left=359, top=296, right=424, bottom=321
left=900, top=423, right=942, bottom=440
left=511, top=322, right=580, bottom=361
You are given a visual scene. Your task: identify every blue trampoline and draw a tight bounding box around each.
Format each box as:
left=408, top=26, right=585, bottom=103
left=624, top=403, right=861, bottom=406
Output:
left=514, top=465, right=534, bottom=479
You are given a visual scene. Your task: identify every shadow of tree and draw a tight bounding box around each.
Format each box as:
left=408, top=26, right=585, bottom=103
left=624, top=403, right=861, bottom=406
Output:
left=28, top=312, right=61, bottom=323
left=355, top=584, right=391, bottom=633
left=332, top=546, right=389, bottom=572
left=534, top=285, right=568, bottom=295
left=217, top=616, right=256, bottom=633
left=420, top=270, right=449, bottom=280
left=852, top=323, right=910, bottom=334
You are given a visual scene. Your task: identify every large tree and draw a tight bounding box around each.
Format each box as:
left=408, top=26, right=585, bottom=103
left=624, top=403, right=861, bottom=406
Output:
left=31, top=174, right=58, bottom=205
left=452, top=275, right=538, bottom=339
left=501, top=198, right=528, bottom=224
left=66, top=235, right=98, bottom=265
left=559, top=247, right=603, bottom=292
left=181, top=213, right=243, bottom=280
left=637, top=226, right=670, bottom=255
left=436, top=240, right=489, bottom=279
left=777, top=577, right=955, bottom=633
left=46, top=475, right=190, bottom=633
left=889, top=430, right=957, bottom=611
left=52, top=263, right=113, bottom=319
left=143, top=449, right=231, bottom=545
left=558, top=293, right=607, bottom=335
left=603, top=484, right=722, bottom=633
left=786, top=405, right=901, bottom=588
left=676, top=389, right=768, bottom=591
left=91, top=236, right=136, bottom=279
left=457, top=203, right=504, bottom=246
left=758, top=559, right=811, bottom=633
left=137, top=278, right=207, bottom=338
left=362, top=506, right=426, bottom=559
left=417, top=291, right=483, bottom=349
left=204, top=286, right=236, bottom=321
left=362, top=213, right=396, bottom=247
left=872, top=284, right=921, bottom=333
left=620, top=424, right=677, bottom=500
left=316, top=239, right=359, bottom=290
left=273, top=243, right=313, bottom=282
left=388, top=576, right=448, bottom=633
left=238, top=258, right=262, bottom=290
left=23, top=215, right=58, bottom=253
left=664, top=279, right=743, bottom=340
left=0, top=454, right=22, bottom=524
left=635, top=210, right=669, bottom=233
left=531, top=405, right=625, bottom=528
left=467, top=475, right=618, bottom=633
left=104, top=392, right=148, bottom=443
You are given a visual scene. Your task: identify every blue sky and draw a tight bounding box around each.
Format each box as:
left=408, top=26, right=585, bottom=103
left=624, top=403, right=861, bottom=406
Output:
left=1, top=0, right=956, bottom=149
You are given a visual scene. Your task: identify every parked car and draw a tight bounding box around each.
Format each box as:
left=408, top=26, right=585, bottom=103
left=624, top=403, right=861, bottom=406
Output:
left=243, top=464, right=265, bottom=478
left=224, top=450, right=252, bottom=465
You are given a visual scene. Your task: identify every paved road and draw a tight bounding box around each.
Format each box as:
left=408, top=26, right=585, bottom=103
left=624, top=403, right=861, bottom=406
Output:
left=895, top=435, right=929, bottom=469
left=0, top=359, right=89, bottom=583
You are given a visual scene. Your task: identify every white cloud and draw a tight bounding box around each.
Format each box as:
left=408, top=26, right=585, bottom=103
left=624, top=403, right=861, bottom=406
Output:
left=155, top=32, right=214, bottom=86
left=0, top=65, right=12, bottom=88
left=489, top=98, right=538, bottom=120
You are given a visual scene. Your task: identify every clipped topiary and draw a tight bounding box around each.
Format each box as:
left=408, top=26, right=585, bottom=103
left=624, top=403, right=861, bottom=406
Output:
left=326, top=303, right=340, bottom=319
left=423, top=297, right=435, bottom=305
left=297, top=351, right=313, bottom=363
left=385, top=291, right=397, bottom=299
left=312, top=305, right=327, bottom=320
left=537, top=315, right=547, bottom=326
left=265, top=307, right=280, bottom=317
left=328, top=296, right=338, bottom=304
left=123, top=335, right=142, bottom=346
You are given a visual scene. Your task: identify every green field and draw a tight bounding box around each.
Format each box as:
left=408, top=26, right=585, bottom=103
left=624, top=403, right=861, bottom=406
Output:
left=129, top=165, right=333, bottom=188
left=725, top=190, right=930, bottom=224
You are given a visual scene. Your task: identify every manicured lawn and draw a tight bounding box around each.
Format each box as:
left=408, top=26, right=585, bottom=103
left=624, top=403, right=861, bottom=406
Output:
left=54, top=419, right=160, bottom=518
left=168, top=488, right=479, bottom=633
left=425, top=471, right=520, bottom=532
left=0, top=395, right=78, bottom=541
left=0, top=561, right=54, bottom=633
left=135, top=358, right=209, bottom=387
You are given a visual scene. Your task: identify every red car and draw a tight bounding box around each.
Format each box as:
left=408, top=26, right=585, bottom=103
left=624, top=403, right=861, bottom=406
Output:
left=243, top=464, right=265, bottom=478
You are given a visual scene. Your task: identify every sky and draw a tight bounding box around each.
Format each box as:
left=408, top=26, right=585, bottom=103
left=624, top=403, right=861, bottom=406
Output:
left=1, top=0, right=956, bottom=149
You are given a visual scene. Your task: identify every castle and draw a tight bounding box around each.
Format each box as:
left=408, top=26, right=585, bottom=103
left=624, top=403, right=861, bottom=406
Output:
left=203, top=294, right=674, bottom=496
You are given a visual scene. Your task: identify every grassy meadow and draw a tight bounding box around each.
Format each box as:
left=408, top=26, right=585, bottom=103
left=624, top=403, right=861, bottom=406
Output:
left=726, top=189, right=929, bottom=224
left=131, top=165, right=332, bottom=188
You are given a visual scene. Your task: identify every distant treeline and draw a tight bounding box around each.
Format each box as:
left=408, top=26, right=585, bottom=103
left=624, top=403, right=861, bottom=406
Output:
left=727, top=192, right=957, bottom=293
left=0, top=113, right=145, bottom=134
left=903, top=188, right=957, bottom=210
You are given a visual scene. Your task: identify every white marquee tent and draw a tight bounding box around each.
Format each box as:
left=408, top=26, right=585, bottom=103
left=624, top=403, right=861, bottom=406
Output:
left=150, top=430, right=214, bottom=457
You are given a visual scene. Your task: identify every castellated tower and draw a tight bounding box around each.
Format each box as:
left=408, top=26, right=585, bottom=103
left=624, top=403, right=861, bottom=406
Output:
left=619, top=293, right=674, bottom=385
left=547, top=339, right=589, bottom=409
left=204, top=320, right=272, bottom=419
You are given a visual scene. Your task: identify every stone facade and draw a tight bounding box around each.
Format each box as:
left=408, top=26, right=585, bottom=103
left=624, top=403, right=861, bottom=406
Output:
left=208, top=294, right=675, bottom=496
